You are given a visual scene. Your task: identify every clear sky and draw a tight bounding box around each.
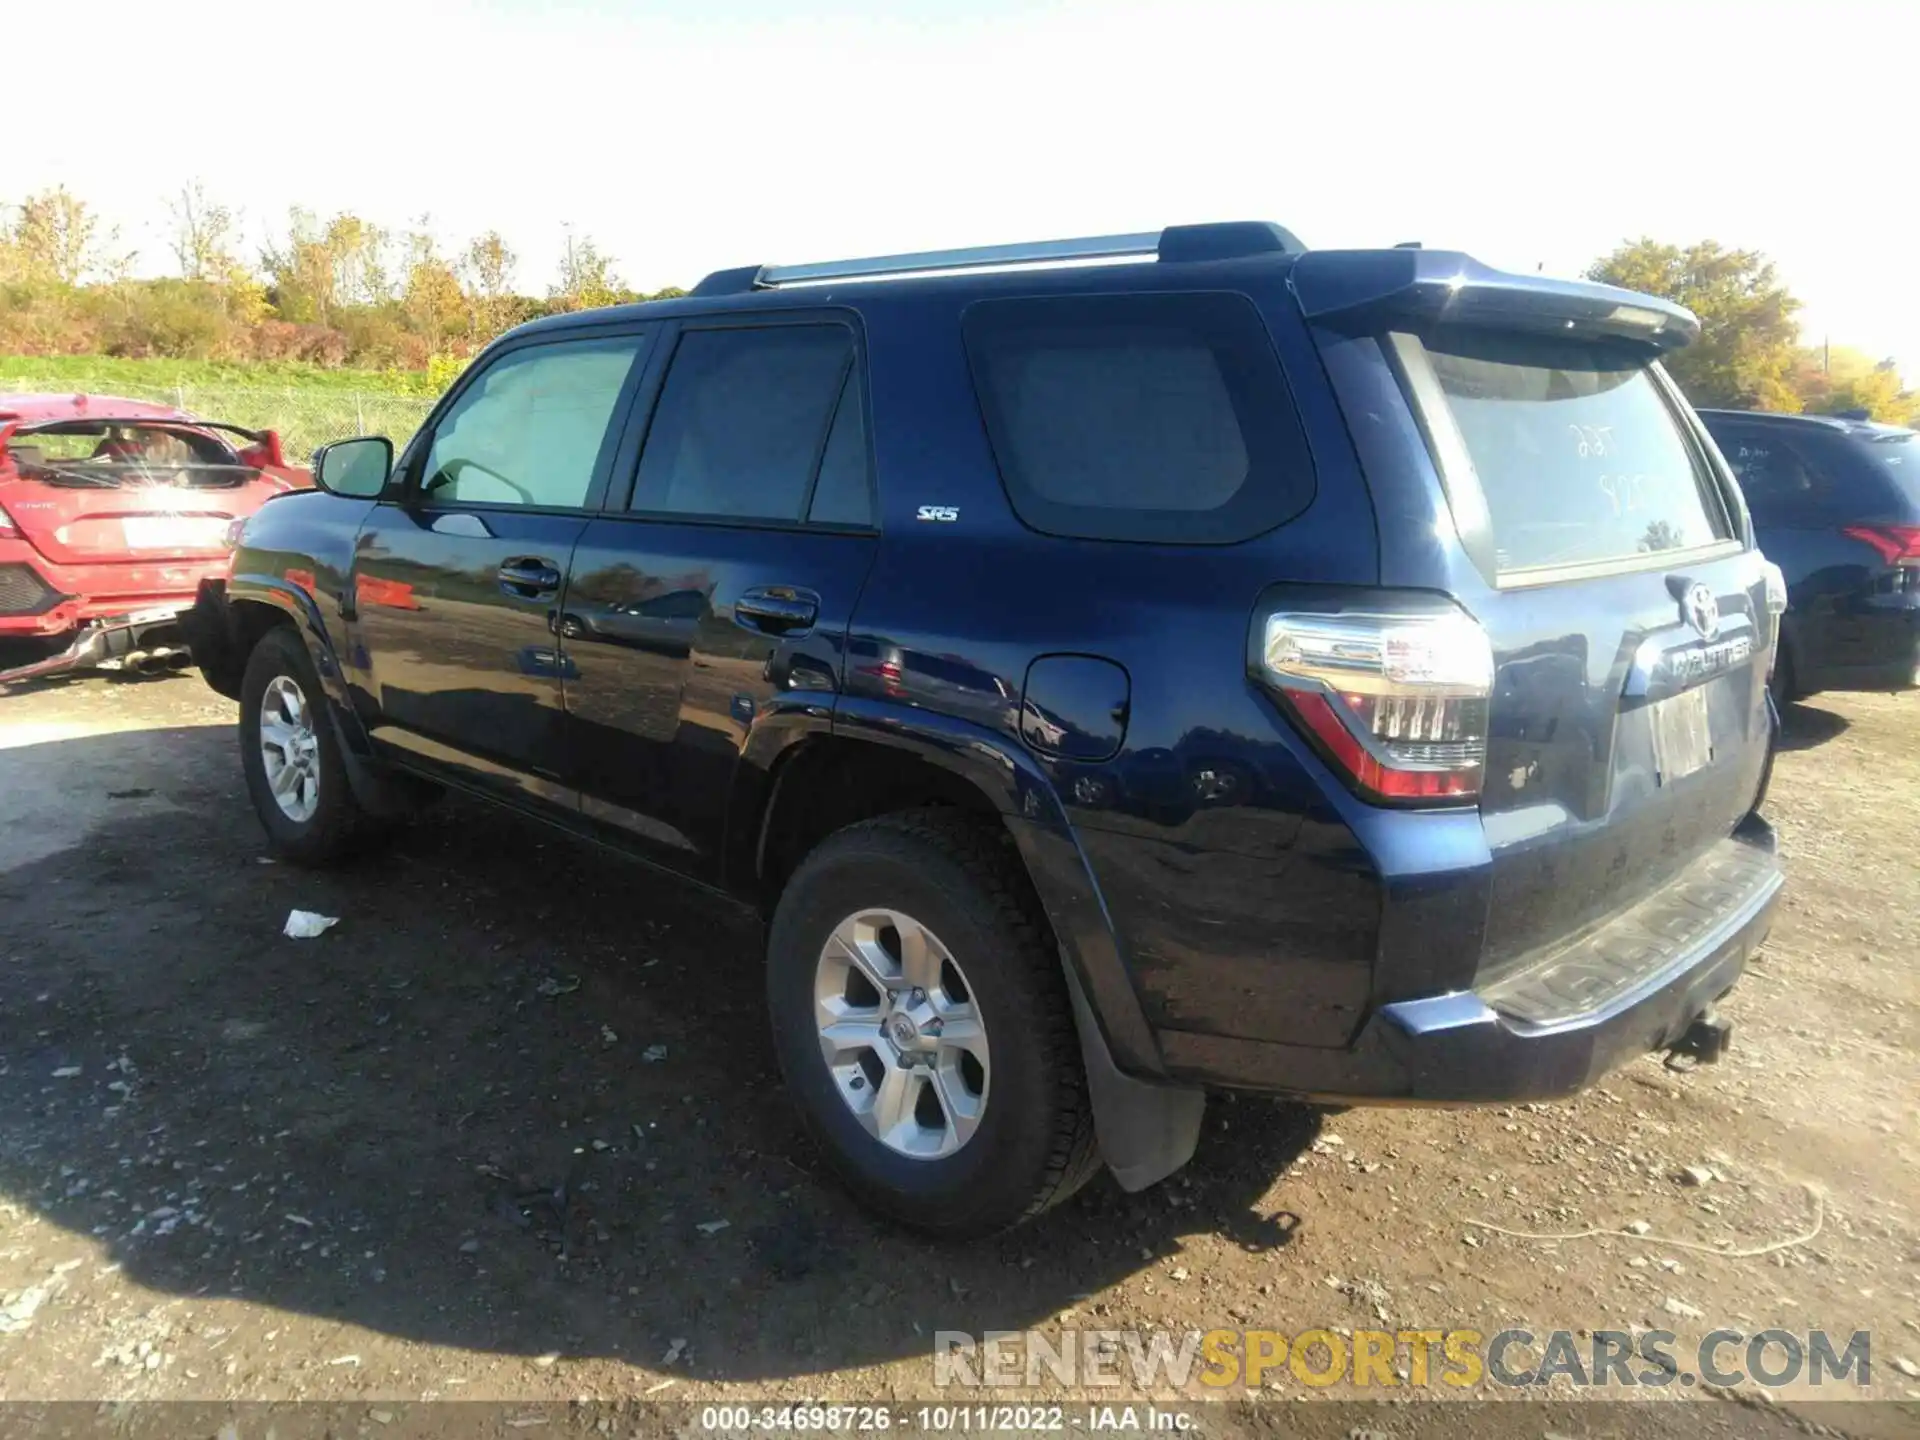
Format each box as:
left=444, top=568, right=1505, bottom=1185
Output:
left=9, top=0, right=1916, bottom=376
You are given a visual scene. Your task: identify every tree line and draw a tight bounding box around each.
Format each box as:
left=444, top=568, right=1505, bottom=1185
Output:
left=1587, top=239, right=1916, bottom=426
left=0, top=184, right=683, bottom=372
left=2, top=185, right=1914, bottom=425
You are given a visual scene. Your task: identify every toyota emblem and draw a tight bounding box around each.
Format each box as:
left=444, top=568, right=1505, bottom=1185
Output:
left=1682, top=583, right=1719, bottom=641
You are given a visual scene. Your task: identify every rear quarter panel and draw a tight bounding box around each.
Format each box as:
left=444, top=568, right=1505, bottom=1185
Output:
left=844, top=276, right=1395, bottom=1065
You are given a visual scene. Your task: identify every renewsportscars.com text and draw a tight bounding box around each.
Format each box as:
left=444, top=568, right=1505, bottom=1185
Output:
left=934, top=1327, right=1874, bottom=1391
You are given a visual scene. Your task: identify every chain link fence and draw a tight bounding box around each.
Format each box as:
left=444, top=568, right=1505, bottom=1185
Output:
left=0, top=376, right=435, bottom=463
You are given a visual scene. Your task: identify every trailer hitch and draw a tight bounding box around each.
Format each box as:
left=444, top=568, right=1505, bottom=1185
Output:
left=1665, top=1008, right=1734, bottom=1071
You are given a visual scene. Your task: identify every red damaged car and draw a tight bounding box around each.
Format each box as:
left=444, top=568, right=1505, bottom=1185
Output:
left=0, top=393, right=308, bottom=683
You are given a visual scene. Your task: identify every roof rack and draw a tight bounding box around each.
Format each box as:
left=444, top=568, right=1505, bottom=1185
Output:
left=690, top=221, right=1303, bottom=297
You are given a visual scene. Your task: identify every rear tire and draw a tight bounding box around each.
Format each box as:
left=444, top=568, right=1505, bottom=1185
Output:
left=766, top=810, right=1100, bottom=1237
left=1769, top=635, right=1798, bottom=707
left=239, top=625, right=373, bottom=866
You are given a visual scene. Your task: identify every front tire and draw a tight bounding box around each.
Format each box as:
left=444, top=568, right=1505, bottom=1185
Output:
left=766, top=811, right=1099, bottom=1237
left=239, top=626, right=371, bottom=866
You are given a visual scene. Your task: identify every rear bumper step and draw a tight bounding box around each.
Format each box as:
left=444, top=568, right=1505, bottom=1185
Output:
left=1476, top=826, right=1778, bottom=1026
left=1157, top=816, right=1780, bottom=1102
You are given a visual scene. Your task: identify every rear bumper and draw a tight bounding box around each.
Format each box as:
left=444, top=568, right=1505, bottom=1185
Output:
left=0, top=539, right=225, bottom=639
left=1158, top=816, right=1781, bottom=1102
left=0, top=605, right=195, bottom=682
left=1800, top=646, right=1920, bottom=694
left=1795, top=605, right=1920, bottom=693
left=178, top=579, right=251, bottom=700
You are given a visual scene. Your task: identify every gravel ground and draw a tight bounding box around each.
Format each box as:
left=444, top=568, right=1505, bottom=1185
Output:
left=0, top=671, right=1914, bottom=1438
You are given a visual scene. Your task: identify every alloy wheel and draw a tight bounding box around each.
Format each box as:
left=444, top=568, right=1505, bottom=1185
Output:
left=259, top=674, right=322, bottom=823
left=813, top=908, right=990, bottom=1159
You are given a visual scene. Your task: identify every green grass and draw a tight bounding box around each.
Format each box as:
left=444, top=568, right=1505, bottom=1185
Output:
left=0, top=354, right=436, bottom=397
left=0, top=354, right=440, bottom=457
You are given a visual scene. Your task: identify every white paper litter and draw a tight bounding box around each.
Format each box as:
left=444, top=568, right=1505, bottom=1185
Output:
left=283, top=910, right=339, bottom=939
left=0, top=1285, right=49, bottom=1334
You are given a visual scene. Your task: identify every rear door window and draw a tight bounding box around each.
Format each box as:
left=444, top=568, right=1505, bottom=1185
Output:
left=1396, top=330, right=1732, bottom=578
left=631, top=325, right=855, bottom=523
left=1710, top=425, right=1828, bottom=524
left=962, top=292, right=1315, bottom=544
left=806, top=370, right=873, bottom=527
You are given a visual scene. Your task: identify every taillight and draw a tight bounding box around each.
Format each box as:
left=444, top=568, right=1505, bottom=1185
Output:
left=0, top=501, right=17, bottom=538
left=1759, top=560, right=1789, bottom=679
left=1258, top=606, right=1494, bottom=805
left=1842, top=523, right=1920, bottom=567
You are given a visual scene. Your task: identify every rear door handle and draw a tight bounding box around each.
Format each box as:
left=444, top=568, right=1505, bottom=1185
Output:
left=498, top=558, right=563, bottom=599
left=735, top=587, right=819, bottom=635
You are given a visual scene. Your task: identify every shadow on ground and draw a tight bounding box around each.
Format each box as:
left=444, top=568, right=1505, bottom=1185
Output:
left=0, top=723, right=1320, bottom=1382
left=1775, top=700, right=1851, bottom=752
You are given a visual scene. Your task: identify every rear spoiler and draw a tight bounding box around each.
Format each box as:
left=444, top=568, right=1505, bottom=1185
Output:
left=169, top=419, right=287, bottom=466
left=1290, top=249, right=1700, bottom=353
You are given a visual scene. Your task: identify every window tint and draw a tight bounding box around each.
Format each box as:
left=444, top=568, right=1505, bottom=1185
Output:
left=422, top=337, right=643, bottom=508
left=807, top=371, right=871, bottom=526
left=1411, top=330, right=1731, bottom=575
left=633, top=326, right=853, bottom=521
left=1711, top=427, right=1824, bottom=522
left=963, top=292, right=1315, bottom=544
left=1855, top=430, right=1920, bottom=507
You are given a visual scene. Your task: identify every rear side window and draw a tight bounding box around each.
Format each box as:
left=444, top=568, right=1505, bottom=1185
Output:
left=1398, top=330, right=1732, bottom=577
left=632, top=325, right=854, bottom=522
left=963, top=292, right=1315, bottom=544
left=1709, top=426, right=1832, bottom=524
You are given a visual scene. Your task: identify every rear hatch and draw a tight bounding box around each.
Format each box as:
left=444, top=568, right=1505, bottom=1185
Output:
left=1, top=425, right=269, bottom=568
left=1298, top=253, right=1774, bottom=985
left=1836, top=424, right=1920, bottom=568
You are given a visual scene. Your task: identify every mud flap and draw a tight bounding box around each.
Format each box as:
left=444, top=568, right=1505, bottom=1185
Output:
left=306, top=683, right=437, bottom=822
left=323, top=708, right=424, bottom=821
left=1063, top=962, right=1204, bottom=1192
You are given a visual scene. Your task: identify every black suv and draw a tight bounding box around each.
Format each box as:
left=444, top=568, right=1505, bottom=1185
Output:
left=1698, top=408, right=1920, bottom=701
left=186, top=222, right=1784, bottom=1236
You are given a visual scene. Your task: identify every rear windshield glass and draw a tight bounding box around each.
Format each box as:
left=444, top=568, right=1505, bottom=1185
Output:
left=1404, top=330, right=1731, bottom=576
left=963, top=292, right=1315, bottom=544
left=7, top=422, right=246, bottom=488
left=1861, top=430, right=1920, bottom=500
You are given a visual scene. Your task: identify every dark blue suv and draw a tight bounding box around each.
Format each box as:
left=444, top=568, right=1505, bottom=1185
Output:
left=184, top=222, right=1784, bottom=1235
left=1698, top=408, right=1920, bottom=701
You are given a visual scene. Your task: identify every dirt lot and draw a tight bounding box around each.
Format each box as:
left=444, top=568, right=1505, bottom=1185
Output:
left=0, top=671, right=1915, bottom=1436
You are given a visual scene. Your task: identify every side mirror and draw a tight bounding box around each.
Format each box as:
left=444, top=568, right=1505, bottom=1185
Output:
left=312, top=436, right=393, bottom=499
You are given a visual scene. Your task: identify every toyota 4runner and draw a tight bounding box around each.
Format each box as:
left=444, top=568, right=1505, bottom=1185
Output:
left=184, top=221, right=1785, bottom=1236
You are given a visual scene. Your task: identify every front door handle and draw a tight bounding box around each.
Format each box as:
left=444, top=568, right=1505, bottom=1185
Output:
left=499, top=558, right=563, bottom=599
left=735, top=587, right=820, bottom=635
